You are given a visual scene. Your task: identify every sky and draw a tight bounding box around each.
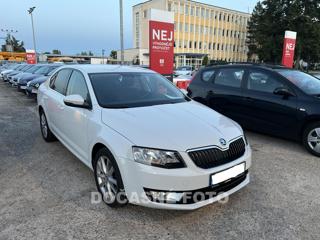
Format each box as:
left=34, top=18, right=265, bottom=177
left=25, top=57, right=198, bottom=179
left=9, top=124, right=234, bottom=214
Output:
left=0, top=0, right=259, bottom=56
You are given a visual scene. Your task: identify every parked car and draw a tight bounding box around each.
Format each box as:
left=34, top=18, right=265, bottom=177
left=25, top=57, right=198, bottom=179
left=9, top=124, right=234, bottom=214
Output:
left=17, top=64, right=61, bottom=92
left=174, top=66, right=193, bottom=77
left=173, top=75, right=193, bottom=89
left=37, top=65, right=251, bottom=210
left=0, top=64, right=20, bottom=80
left=188, top=64, right=320, bottom=157
left=26, top=65, right=62, bottom=96
left=6, top=65, right=33, bottom=83
left=313, top=73, right=320, bottom=79
left=10, top=65, right=43, bottom=86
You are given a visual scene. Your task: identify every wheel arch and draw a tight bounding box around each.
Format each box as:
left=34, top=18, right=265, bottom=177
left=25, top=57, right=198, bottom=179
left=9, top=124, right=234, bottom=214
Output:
left=91, top=142, right=113, bottom=168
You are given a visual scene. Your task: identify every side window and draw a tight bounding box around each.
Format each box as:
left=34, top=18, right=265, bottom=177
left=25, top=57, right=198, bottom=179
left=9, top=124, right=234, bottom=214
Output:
left=214, top=68, right=244, bottom=88
left=51, top=69, right=72, bottom=95
left=66, top=71, right=90, bottom=102
left=247, top=71, right=284, bottom=93
left=49, top=73, right=58, bottom=88
left=202, top=70, right=215, bottom=82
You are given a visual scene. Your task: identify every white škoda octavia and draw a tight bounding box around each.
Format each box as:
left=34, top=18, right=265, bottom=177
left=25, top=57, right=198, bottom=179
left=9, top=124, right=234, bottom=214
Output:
left=37, top=65, right=251, bottom=210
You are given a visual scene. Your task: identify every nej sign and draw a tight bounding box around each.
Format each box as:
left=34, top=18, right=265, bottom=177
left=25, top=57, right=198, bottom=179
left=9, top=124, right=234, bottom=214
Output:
left=149, top=9, right=174, bottom=79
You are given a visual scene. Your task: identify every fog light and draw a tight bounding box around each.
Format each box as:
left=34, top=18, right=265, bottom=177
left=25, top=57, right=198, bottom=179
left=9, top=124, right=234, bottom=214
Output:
left=146, top=190, right=184, bottom=203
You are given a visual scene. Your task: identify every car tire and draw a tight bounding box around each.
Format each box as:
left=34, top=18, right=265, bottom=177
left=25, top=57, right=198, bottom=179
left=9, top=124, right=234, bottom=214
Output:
left=303, top=122, right=320, bottom=157
left=93, top=148, right=128, bottom=207
left=39, top=110, right=56, bottom=142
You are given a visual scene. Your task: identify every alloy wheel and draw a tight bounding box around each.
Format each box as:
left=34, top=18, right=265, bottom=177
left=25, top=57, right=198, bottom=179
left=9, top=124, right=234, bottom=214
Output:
left=40, top=113, right=48, bottom=138
left=96, top=156, right=119, bottom=202
left=307, top=128, right=320, bottom=153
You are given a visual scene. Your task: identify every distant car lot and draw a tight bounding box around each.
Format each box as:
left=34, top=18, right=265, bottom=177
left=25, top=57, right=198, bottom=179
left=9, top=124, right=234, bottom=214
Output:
left=1, top=81, right=320, bottom=239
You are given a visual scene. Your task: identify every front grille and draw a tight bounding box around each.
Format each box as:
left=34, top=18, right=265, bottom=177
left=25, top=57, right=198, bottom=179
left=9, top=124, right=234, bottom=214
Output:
left=188, top=138, right=246, bottom=169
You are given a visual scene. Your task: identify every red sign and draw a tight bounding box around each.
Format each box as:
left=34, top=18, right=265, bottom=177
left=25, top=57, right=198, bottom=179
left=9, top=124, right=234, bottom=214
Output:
left=149, top=20, right=174, bottom=75
left=26, top=50, right=36, bottom=64
left=281, top=31, right=297, bottom=68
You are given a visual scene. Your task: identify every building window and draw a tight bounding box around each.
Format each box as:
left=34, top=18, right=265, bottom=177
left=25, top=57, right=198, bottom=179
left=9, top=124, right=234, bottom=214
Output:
left=226, top=30, right=229, bottom=37
left=179, top=22, right=183, bottom=32
left=168, top=2, right=172, bottom=11
left=201, top=8, right=205, bottom=18
left=206, top=9, right=209, bottom=18
left=211, top=11, right=215, bottom=19
left=194, top=41, right=197, bottom=49
left=190, top=24, right=194, bottom=32
left=221, top=44, right=224, bottom=51
left=190, top=6, right=194, bottom=16
left=196, top=7, right=199, bottom=17
left=185, top=5, right=189, bottom=15
left=208, top=42, right=211, bottom=50
left=213, top=43, right=216, bottom=50
left=185, top=23, right=189, bottom=32
left=135, top=12, right=140, bottom=48
left=199, top=42, right=202, bottom=49
left=217, top=43, right=220, bottom=50
left=143, top=10, right=147, bottom=18
left=189, top=41, right=193, bottom=48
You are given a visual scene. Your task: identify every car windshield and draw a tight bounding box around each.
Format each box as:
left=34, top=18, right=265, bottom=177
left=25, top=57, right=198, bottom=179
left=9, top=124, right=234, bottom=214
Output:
left=89, top=72, right=188, bottom=108
left=276, top=70, right=320, bottom=95
left=34, top=66, right=59, bottom=75
left=26, top=65, right=41, bottom=73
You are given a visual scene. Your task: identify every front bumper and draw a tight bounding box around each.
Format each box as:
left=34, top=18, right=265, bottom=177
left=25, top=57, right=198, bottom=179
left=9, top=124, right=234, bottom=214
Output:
left=117, top=145, right=252, bottom=210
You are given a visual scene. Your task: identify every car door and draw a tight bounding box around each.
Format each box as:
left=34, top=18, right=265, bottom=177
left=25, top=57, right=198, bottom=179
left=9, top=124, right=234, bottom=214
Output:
left=62, top=70, right=91, bottom=161
left=206, top=67, right=247, bottom=123
left=46, top=69, right=72, bottom=138
left=241, top=68, right=298, bottom=138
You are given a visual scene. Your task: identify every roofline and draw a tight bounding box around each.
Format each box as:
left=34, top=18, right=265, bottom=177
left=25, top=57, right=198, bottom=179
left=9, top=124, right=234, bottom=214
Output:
left=133, top=0, right=251, bottom=16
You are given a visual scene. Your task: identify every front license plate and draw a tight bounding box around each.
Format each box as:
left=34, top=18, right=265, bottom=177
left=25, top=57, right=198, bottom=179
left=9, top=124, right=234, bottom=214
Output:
left=20, top=86, right=26, bottom=89
left=211, top=163, right=245, bottom=185
left=32, top=89, right=38, bottom=94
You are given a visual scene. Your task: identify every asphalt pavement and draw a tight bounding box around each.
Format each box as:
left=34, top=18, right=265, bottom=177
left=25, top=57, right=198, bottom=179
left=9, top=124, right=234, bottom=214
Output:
left=0, top=81, right=319, bottom=240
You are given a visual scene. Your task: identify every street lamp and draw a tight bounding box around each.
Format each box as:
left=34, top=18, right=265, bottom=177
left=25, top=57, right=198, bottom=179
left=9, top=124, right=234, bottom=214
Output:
left=28, top=7, right=37, bottom=63
left=119, top=0, right=124, bottom=64
left=102, top=49, right=105, bottom=64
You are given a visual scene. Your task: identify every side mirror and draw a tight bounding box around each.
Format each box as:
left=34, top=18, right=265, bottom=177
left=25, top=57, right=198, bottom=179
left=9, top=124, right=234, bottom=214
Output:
left=64, top=94, right=91, bottom=109
left=273, top=87, right=294, bottom=97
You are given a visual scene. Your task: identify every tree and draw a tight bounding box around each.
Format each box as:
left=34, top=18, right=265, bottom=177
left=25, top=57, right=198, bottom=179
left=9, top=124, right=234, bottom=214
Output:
left=247, top=0, right=320, bottom=64
left=202, top=55, right=209, bottom=66
left=1, top=34, right=25, bottom=52
left=78, top=51, right=94, bottom=56
left=52, top=49, right=61, bottom=55
left=110, top=50, right=117, bottom=59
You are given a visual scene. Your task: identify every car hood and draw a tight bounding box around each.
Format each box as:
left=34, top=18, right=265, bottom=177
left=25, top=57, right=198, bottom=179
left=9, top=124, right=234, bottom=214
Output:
left=101, top=101, right=243, bottom=151
left=19, top=74, right=40, bottom=83
left=30, top=76, right=48, bottom=84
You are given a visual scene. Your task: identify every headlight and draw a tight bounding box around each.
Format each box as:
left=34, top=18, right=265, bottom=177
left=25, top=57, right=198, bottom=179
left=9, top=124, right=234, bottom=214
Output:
left=35, top=83, right=40, bottom=88
left=132, top=147, right=185, bottom=169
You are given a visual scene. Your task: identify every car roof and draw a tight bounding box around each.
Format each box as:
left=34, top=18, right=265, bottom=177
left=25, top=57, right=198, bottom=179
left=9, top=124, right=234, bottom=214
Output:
left=58, top=64, right=155, bottom=74
left=203, top=63, right=290, bottom=71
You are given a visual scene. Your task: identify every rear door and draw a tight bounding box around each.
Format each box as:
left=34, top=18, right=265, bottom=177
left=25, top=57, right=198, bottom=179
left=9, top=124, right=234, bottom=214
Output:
left=241, top=68, right=298, bottom=138
left=206, top=67, right=247, bottom=123
left=46, top=69, right=72, bottom=138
